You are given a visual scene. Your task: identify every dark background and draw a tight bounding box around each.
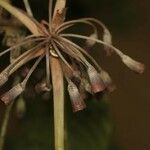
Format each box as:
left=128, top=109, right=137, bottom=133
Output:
left=68, top=0, right=150, bottom=150
left=0, top=0, right=150, bottom=150
left=77, top=0, right=150, bottom=150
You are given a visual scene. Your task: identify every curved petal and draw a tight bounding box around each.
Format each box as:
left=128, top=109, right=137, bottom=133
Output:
left=0, top=0, right=41, bottom=35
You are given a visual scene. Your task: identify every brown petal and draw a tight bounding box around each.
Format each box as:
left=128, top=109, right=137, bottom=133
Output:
left=99, top=70, right=116, bottom=92
left=103, top=29, right=113, bottom=56
left=68, top=81, right=86, bottom=112
left=87, top=65, right=106, bottom=93
left=86, top=31, right=98, bottom=48
left=0, top=71, right=8, bottom=87
left=122, top=55, right=145, bottom=74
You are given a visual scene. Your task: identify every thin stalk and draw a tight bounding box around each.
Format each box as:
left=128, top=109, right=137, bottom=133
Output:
left=23, top=0, right=33, bottom=17
left=60, top=33, right=124, bottom=57
left=49, top=0, right=53, bottom=31
left=51, top=0, right=66, bottom=149
left=0, top=102, right=13, bottom=150
left=50, top=57, right=64, bottom=150
left=0, top=75, right=20, bottom=150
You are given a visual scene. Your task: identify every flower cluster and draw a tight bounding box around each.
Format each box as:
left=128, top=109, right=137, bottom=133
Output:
left=0, top=0, right=145, bottom=112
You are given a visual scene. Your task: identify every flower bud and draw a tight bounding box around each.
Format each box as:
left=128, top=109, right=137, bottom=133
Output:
left=0, top=71, right=8, bottom=87
left=99, top=70, right=116, bottom=92
left=68, top=81, right=86, bottom=112
left=87, top=65, right=105, bottom=93
left=122, top=55, right=145, bottom=74
left=1, top=83, right=24, bottom=105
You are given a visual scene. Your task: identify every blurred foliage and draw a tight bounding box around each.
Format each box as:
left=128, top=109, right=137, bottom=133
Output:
left=4, top=94, right=113, bottom=150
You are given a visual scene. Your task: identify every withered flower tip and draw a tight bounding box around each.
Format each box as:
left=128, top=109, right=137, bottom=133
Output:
left=99, top=70, right=116, bottom=92
left=122, top=55, right=145, bottom=74
left=0, top=71, right=8, bottom=87
left=67, top=80, right=86, bottom=112
left=87, top=65, right=106, bottom=93
left=1, top=83, right=24, bottom=105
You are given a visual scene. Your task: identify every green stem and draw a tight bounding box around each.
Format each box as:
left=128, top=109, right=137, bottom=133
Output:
left=51, top=1, right=66, bottom=150
left=50, top=57, right=64, bottom=150
left=0, top=75, right=20, bottom=150
left=0, top=102, right=14, bottom=150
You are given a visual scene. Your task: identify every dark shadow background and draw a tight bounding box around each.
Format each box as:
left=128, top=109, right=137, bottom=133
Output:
left=0, top=0, right=150, bottom=150
left=74, top=0, right=150, bottom=150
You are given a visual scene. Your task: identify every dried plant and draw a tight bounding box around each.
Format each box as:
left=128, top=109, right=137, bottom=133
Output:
left=0, top=0, right=145, bottom=150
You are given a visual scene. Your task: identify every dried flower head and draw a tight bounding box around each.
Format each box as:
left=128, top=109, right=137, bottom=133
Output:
left=0, top=0, right=145, bottom=112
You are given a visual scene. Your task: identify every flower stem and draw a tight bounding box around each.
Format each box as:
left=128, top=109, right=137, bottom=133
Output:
left=50, top=57, right=64, bottom=150
left=0, top=75, right=20, bottom=150
left=0, top=101, right=13, bottom=150
left=23, top=0, right=33, bottom=17
left=53, top=0, right=66, bottom=17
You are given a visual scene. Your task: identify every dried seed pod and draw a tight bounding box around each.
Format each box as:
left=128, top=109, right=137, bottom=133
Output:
left=0, top=71, right=8, bottom=87
left=68, top=80, right=86, bottom=112
left=35, top=79, right=51, bottom=93
left=122, top=54, right=145, bottom=74
left=1, top=83, right=24, bottom=105
left=99, top=70, right=116, bottom=92
left=87, top=65, right=105, bottom=93
left=103, top=29, right=113, bottom=56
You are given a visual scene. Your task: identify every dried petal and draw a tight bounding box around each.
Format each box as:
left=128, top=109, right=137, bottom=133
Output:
left=1, top=83, right=24, bottom=105
left=103, top=29, right=113, bottom=56
left=87, top=65, right=105, bottom=93
left=82, top=78, right=92, bottom=94
left=0, top=71, right=8, bottom=87
left=86, top=31, right=98, bottom=48
left=68, top=80, right=86, bottom=112
left=35, top=79, right=51, bottom=93
left=52, top=8, right=66, bottom=29
left=122, top=55, right=145, bottom=74
left=99, top=70, right=116, bottom=92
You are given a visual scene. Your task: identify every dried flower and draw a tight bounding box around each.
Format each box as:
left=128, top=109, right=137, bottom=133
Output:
left=0, top=0, right=145, bottom=112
